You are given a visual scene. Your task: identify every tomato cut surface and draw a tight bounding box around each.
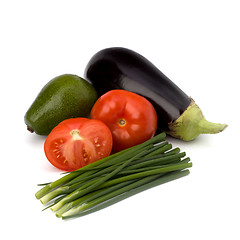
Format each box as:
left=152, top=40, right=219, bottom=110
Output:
left=90, top=90, right=157, bottom=152
left=44, top=118, right=113, bottom=171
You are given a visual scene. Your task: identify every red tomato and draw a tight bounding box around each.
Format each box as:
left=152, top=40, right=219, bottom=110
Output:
left=44, top=118, right=113, bottom=171
left=90, top=90, right=157, bottom=152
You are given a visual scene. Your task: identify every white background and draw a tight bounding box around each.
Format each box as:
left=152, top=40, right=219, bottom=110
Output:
left=1, top=0, right=239, bottom=239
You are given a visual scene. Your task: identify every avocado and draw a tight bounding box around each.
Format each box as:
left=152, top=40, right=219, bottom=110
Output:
left=24, top=74, right=98, bottom=135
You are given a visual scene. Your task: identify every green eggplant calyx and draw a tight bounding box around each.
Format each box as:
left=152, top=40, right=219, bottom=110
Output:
left=167, top=98, right=228, bottom=141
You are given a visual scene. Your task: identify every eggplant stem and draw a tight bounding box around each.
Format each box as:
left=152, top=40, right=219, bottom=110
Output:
left=168, top=98, right=227, bottom=141
left=198, top=119, right=227, bottom=134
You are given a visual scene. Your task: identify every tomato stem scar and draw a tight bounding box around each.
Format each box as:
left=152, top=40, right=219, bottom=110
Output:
left=118, top=119, right=126, bottom=127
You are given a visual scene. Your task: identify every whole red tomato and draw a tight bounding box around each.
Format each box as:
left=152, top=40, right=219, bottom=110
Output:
left=90, top=90, right=157, bottom=152
left=44, top=118, right=113, bottom=171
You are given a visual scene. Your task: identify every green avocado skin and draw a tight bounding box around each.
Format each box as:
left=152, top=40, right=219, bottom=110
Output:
left=24, top=74, right=98, bottom=135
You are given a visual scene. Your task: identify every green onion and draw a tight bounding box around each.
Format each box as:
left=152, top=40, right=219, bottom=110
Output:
left=50, top=149, right=153, bottom=212
left=62, top=170, right=190, bottom=219
left=35, top=133, right=192, bottom=219
left=35, top=132, right=166, bottom=199
left=55, top=180, right=135, bottom=218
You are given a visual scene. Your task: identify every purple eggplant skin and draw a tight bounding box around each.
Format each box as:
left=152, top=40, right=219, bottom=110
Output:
left=84, top=47, right=227, bottom=141
left=84, top=47, right=190, bottom=132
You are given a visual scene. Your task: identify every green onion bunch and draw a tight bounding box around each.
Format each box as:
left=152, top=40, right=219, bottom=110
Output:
left=35, top=132, right=192, bottom=219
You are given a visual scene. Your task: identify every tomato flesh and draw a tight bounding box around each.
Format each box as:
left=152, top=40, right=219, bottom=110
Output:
left=44, top=118, right=113, bottom=171
left=90, top=90, right=157, bottom=152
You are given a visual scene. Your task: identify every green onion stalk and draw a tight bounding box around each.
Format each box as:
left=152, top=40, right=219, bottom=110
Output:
left=35, top=133, right=192, bottom=219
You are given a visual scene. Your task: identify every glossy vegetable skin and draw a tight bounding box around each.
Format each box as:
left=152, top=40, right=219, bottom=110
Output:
left=85, top=48, right=189, bottom=132
left=24, top=74, right=97, bottom=135
left=90, top=89, right=157, bottom=152
left=85, top=47, right=227, bottom=141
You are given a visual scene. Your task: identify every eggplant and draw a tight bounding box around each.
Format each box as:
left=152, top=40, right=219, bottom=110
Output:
left=84, top=47, right=227, bottom=141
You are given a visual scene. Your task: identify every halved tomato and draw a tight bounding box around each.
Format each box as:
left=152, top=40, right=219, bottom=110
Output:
left=44, top=118, right=113, bottom=171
